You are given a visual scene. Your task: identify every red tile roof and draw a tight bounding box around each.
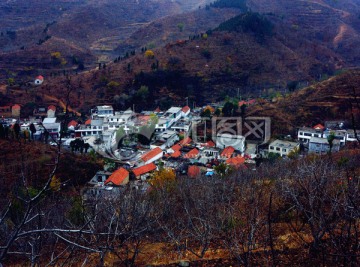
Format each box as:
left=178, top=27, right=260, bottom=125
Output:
left=226, top=156, right=246, bottom=168
left=171, top=143, right=181, bottom=151
left=205, top=140, right=215, bottom=147
left=137, top=115, right=151, bottom=125
left=238, top=99, right=256, bottom=107
left=85, top=119, right=91, bottom=125
left=12, top=104, right=21, bottom=110
left=313, top=124, right=325, bottom=130
left=171, top=150, right=181, bottom=158
left=154, top=107, right=161, bottom=113
left=182, top=106, right=190, bottom=113
left=179, top=137, right=192, bottom=146
left=68, top=120, right=78, bottom=127
left=36, top=75, right=44, bottom=81
left=184, top=148, right=199, bottom=159
left=48, top=105, right=56, bottom=111
left=105, top=168, right=129, bottom=186
left=188, top=165, right=201, bottom=178
left=238, top=101, right=246, bottom=107
left=132, top=163, right=157, bottom=177
left=221, top=146, right=235, bottom=158
left=141, top=147, right=163, bottom=162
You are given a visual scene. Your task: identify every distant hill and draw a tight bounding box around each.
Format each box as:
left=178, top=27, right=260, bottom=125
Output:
left=0, top=0, right=214, bottom=80
left=2, top=0, right=360, bottom=116
left=247, top=69, right=360, bottom=135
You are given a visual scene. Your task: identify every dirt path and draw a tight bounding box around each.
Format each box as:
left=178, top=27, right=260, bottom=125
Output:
left=43, top=94, right=81, bottom=117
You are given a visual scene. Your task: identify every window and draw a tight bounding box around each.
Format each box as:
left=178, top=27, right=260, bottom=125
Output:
left=304, top=133, right=311, bottom=137
left=299, top=132, right=303, bottom=136
left=314, top=134, right=319, bottom=137
left=270, top=146, right=274, bottom=150
left=276, top=147, right=280, bottom=151
left=283, top=148, right=287, bottom=152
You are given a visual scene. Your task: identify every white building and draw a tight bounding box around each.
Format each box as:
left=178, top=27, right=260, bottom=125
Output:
left=346, top=129, right=360, bottom=142
left=75, top=119, right=103, bottom=137
left=216, top=133, right=245, bottom=152
left=297, top=127, right=323, bottom=144
left=151, top=130, right=179, bottom=150
left=268, top=139, right=300, bottom=157
left=34, top=75, right=44, bottom=85
left=170, top=119, right=192, bottom=133
left=155, top=107, right=182, bottom=132
left=139, top=147, right=163, bottom=165
left=309, top=137, right=340, bottom=155
left=323, top=129, right=347, bottom=146
left=42, top=118, right=61, bottom=138
left=92, top=105, right=114, bottom=118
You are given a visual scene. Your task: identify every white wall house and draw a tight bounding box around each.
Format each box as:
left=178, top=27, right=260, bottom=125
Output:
left=268, top=139, right=300, bottom=157
left=140, top=147, right=163, bottom=165
left=34, top=75, right=44, bottom=85
left=309, top=137, right=340, bottom=155
left=346, top=130, right=360, bottom=142
left=297, top=127, right=323, bottom=143
left=92, top=105, right=114, bottom=118
left=323, top=129, right=347, bottom=146
left=216, top=133, right=245, bottom=152
left=156, top=107, right=182, bottom=132
left=42, top=118, right=61, bottom=138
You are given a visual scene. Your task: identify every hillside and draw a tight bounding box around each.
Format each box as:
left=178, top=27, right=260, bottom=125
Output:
left=247, top=69, right=360, bottom=135
left=0, top=139, right=102, bottom=207
left=115, top=7, right=242, bottom=55
left=2, top=0, right=360, bottom=116
left=247, top=0, right=360, bottom=65
left=0, top=0, right=214, bottom=80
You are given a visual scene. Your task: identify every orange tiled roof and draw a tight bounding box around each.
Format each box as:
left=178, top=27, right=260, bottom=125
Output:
left=238, top=99, right=256, bottom=107
left=12, top=104, right=21, bottom=109
left=182, top=106, right=190, bottom=113
left=68, top=120, right=78, bottom=127
left=205, top=140, right=215, bottom=147
left=226, top=156, right=246, bottom=167
left=105, top=168, right=129, bottom=186
left=85, top=119, right=91, bottom=125
left=36, top=75, right=44, bottom=80
left=171, top=150, right=181, bottom=158
left=313, top=124, right=325, bottom=130
left=171, top=143, right=181, bottom=151
left=188, top=165, right=200, bottom=178
left=141, top=147, right=163, bottom=162
left=221, top=146, right=235, bottom=158
left=154, top=107, right=161, bottom=112
left=48, top=105, right=56, bottom=111
left=184, top=148, right=199, bottom=159
left=133, top=163, right=157, bottom=177
left=179, top=137, right=192, bottom=146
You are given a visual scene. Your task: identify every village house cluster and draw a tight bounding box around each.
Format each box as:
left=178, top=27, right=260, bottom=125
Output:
left=1, top=101, right=359, bottom=199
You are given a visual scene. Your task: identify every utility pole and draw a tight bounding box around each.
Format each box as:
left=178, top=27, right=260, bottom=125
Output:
left=204, top=118, right=207, bottom=142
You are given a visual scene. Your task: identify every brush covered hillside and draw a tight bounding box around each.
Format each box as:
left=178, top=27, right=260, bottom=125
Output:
left=3, top=0, right=360, bottom=115
left=0, top=0, right=213, bottom=80
left=247, top=0, right=360, bottom=65
left=248, top=69, right=360, bottom=135
left=115, top=7, right=242, bottom=55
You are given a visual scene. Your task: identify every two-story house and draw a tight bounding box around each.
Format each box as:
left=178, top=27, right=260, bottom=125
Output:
left=268, top=139, right=300, bottom=157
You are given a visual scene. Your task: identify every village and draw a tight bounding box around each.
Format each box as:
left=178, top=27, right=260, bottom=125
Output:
left=1, top=93, right=359, bottom=201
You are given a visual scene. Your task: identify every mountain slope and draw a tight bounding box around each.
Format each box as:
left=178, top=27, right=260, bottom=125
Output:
left=248, top=69, right=360, bottom=135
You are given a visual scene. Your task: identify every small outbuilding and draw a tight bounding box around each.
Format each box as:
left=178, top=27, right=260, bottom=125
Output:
left=34, top=75, right=44, bottom=85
